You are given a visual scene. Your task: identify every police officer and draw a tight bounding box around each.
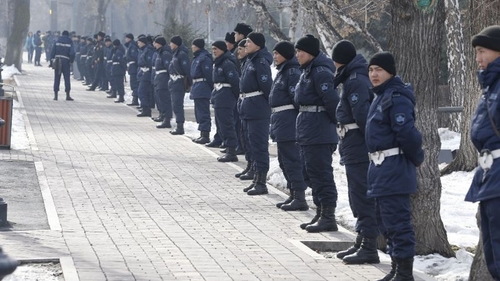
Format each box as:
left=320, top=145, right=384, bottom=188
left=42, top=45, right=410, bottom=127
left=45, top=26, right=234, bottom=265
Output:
left=366, top=52, right=424, bottom=280
left=50, top=30, right=75, bottom=101
left=190, top=38, right=213, bottom=144
left=43, top=31, right=52, bottom=62
left=225, top=32, right=237, bottom=53
left=111, top=39, right=127, bottom=103
left=466, top=25, right=500, bottom=281
left=331, top=40, right=378, bottom=264
left=85, top=37, right=96, bottom=86
left=211, top=41, right=240, bottom=162
left=72, top=34, right=81, bottom=80
left=168, top=35, right=191, bottom=135
left=123, top=34, right=140, bottom=106
left=152, top=36, right=173, bottom=129
left=87, top=31, right=105, bottom=91
left=77, top=36, right=87, bottom=81
left=239, top=32, right=272, bottom=196
left=104, top=37, right=114, bottom=97
left=34, top=30, right=43, bottom=66
left=269, top=41, right=308, bottom=211
left=136, top=36, right=154, bottom=117
left=294, top=34, right=339, bottom=232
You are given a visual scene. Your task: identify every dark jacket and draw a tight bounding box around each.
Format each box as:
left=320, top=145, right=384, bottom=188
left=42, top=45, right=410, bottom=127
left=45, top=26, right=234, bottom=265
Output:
left=335, top=54, right=373, bottom=164
left=269, top=57, right=300, bottom=142
left=294, top=51, right=339, bottom=145
left=49, top=34, right=75, bottom=64
left=239, top=47, right=273, bottom=120
left=105, top=45, right=114, bottom=73
left=365, top=76, right=424, bottom=197
left=137, top=45, right=153, bottom=82
left=466, top=57, right=500, bottom=202
left=153, top=45, right=172, bottom=90
left=168, top=44, right=191, bottom=93
left=212, top=51, right=240, bottom=108
left=34, top=33, right=42, bottom=47
left=190, top=48, right=213, bottom=99
left=125, top=41, right=139, bottom=75
left=111, top=45, right=126, bottom=77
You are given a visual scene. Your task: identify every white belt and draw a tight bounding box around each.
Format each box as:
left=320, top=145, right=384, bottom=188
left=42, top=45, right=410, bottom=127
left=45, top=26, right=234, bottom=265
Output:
left=240, top=91, right=264, bottom=98
left=156, top=70, right=167, bottom=74
left=271, top=104, right=295, bottom=113
left=127, top=61, right=136, bottom=67
left=336, top=123, right=360, bottom=139
left=81, top=55, right=87, bottom=58
left=170, top=74, right=184, bottom=81
left=76, top=52, right=80, bottom=54
left=214, top=83, right=231, bottom=91
left=55, top=55, right=70, bottom=59
left=107, top=60, right=112, bottom=63
left=369, top=148, right=403, bottom=166
left=112, top=62, right=120, bottom=65
left=299, top=105, right=326, bottom=112
left=193, top=78, right=207, bottom=83
left=140, top=67, right=150, bottom=72
left=478, top=149, right=500, bottom=170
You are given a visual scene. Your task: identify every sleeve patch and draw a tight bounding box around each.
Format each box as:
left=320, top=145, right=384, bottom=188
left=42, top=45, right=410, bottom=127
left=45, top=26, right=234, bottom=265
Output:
left=320, top=83, right=329, bottom=92
left=350, top=93, right=359, bottom=104
left=395, top=113, right=405, bottom=125
left=261, top=74, right=268, bottom=82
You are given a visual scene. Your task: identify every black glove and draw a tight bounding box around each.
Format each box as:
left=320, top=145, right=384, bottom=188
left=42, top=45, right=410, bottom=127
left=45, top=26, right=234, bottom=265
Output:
left=0, top=118, right=5, bottom=127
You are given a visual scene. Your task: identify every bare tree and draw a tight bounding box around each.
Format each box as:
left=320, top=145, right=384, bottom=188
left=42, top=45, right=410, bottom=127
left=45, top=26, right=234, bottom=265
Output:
left=390, top=0, right=454, bottom=257
left=288, top=0, right=299, bottom=42
left=96, top=0, right=112, bottom=33
left=5, top=0, right=30, bottom=71
left=244, top=0, right=289, bottom=41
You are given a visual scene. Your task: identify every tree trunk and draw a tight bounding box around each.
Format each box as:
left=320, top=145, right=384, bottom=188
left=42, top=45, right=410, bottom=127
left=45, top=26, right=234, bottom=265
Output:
left=288, top=0, right=299, bottom=42
left=469, top=206, right=495, bottom=281
left=444, top=0, right=466, bottom=133
left=301, top=1, right=342, bottom=54
left=390, top=0, right=454, bottom=257
left=96, top=0, right=111, bottom=33
left=5, top=0, right=30, bottom=71
left=245, top=0, right=289, bottom=41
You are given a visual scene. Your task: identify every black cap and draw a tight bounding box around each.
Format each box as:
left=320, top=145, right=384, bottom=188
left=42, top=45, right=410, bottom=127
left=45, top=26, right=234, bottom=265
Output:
left=155, top=36, right=167, bottom=46
left=105, top=38, right=112, bottom=43
left=295, top=34, right=320, bottom=57
left=273, top=41, right=295, bottom=60
left=212, top=40, right=227, bottom=52
left=225, top=32, right=236, bottom=44
left=113, top=39, right=121, bottom=47
left=36, top=30, right=41, bottom=34
left=234, top=23, right=253, bottom=37
left=125, top=33, right=134, bottom=40
left=332, top=40, right=356, bottom=65
left=137, top=37, right=148, bottom=44
left=170, top=35, right=182, bottom=46
left=192, top=38, right=205, bottom=49
left=238, top=39, right=247, bottom=47
left=472, top=25, right=500, bottom=52
left=97, top=31, right=105, bottom=38
left=369, top=51, right=396, bottom=75
left=247, top=32, right=265, bottom=49
left=62, top=30, right=69, bottom=36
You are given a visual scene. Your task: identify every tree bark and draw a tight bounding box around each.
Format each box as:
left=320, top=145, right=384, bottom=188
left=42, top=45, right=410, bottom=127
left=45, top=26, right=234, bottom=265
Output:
left=96, top=0, right=111, bottom=33
left=5, top=0, right=30, bottom=71
left=389, top=0, right=454, bottom=257
left=301, top=1, right=342, bottom=54
left=288, top=0, right=299, bottom=42
left=245, top=0, right=289, bottom=41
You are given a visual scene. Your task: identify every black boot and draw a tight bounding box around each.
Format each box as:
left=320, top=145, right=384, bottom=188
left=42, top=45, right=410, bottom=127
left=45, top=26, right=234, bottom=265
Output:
left=107, top=92, right=117, bottom=98
left=392, top=258, right=414, bottom=281
left=53, top=92, right=58, bottom=101
left=137, top=107, right=151, bottom=117
left=376, top=256, right=397, bottom=281
left=342, top=237, right=380, bottom=264
left=0, top=248, right=18, bottom=278
left=127, top=96, right=139, bottom=106
left=65, top=92, right=73, bottom=101
left=156, top=118, right=171, bottom=129
left=152, top=115, right=164, bottom=122
left=114, top=95, right=124, bottom=103
left=305, top=205, right=338, bottom=232
left=276, top=190, right=293, bottom=208
left=205, top=140, right=222, bottom=148
left=170, top=123, right=184, bottom=135
left=239, top=163, right=255, bottom=181
left=247, top=172, right=268, bottom=195
left=300, top=206, right=321, bottom=229
left=243, top=173, right=258, bottom=192
left=217, top=147, right=238, bottom=162
left=281, top=190, right=309, bottom=211
left=336, top=234, right=362, bottom=259
left=236, top=162, right=251, bottom=178
left=194, top=131, right=210, bottom=144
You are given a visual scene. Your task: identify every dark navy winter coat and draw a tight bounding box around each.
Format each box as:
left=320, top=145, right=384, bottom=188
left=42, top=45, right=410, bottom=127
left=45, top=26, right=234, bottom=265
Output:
left=111, top=45, right=126, bottom=77
left=239, top=47, right=273, bottom=120
left=34, top=33, right=42, bottom=47
left=335, top=54, right=373, bottom=164
left=269, top=57, right=300, bottom=142
left=105, top=45, right=114, bottom=73
left=125, top=41, right=139, bottom=75
left=466, top=57, right=500, bottom=202
left=294, top=51, right=339, bottom=145
left=153, top=45, right=172, bottom=90
left=49, top=34, right=75, bottom=64
left=190, top=48, right=213, bottom=99
left=365, top=76, right=424, bottom=197
left=137, top=45, right=153, bottom=82
left=212, top=51, right=240, bottom=108
left=168, top=44, right=191, bottom=93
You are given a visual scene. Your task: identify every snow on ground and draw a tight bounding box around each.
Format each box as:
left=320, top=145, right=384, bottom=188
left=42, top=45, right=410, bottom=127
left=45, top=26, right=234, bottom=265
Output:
left=11, top=100, right=30, bottom=150
left=1, top=65, right=21, bottom=80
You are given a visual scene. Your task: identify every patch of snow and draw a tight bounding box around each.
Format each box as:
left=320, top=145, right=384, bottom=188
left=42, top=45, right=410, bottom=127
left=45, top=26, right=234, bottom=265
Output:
left=10, top=100, right=30, bottom=150
left=439, top=128, right=461, bottom=150
left=2, top=65, right=21, bottom=80
left=414, top=249, right=473, bottom=281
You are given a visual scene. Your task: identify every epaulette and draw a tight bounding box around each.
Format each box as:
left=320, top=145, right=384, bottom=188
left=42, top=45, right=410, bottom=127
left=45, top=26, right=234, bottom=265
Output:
left=315, top=66, right=326, bottom=73
left=259, top=58, right=268, bottom=64
left=349, top=72, right=357, bottom=80
left=288, top=68, right=297, bottom=75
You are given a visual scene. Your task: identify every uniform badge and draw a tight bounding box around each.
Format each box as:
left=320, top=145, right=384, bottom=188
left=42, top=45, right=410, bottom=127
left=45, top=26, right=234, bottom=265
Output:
left=182, top=60, right=187, bottom=65
left=376, top=105, right=382, bottom=112
left=395, top=113, right=405, bottom=125
left=350, top=93, right=359, bottom=104
left=321, top=83, right=329, bottom=92
left=261, top=74, right=268, bottom=82
left=228, top=71, right=234, bottom=78
left=289, top=86, right=296, bottom=94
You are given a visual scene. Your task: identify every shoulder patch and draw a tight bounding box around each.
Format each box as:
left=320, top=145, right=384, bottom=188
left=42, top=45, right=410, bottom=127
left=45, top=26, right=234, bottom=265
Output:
left=349, top=72, right=357, bottom=80
left=316, top=66, right=325, bottom=73
left=320, top=83, right=329, bottom=92
left=182, top=60, right=187, bottom=65
left=350, top=93, right=359, bottom=104
left=392, top=93, right=401, bottom=98
left=395, top=113, right=405, bottom=125
left=228, top=71, right=234, bottom=78
left=259, top=58, right=268, bottom=65
left=261, top=74, right=269, bottom=82
left=289, top=86, right=296, bottom=94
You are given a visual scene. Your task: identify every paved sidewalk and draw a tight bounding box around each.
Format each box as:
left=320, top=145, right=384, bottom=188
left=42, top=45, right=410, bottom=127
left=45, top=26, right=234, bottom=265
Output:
left=0, top=63, right=430, bottom=281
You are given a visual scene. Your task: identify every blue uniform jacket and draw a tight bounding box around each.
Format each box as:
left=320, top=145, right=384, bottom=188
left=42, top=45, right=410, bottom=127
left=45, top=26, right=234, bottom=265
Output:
left=239, top=47, right=273, bottom=120
left=151, top=51, right=158, bottom=84
left=466, top=57, right=500, bottom=202
left=49, top=35, right=75, bottom=64
left=137, top=45, right=153, bottom=82
left=153, top=45, right=172, bottom=90
left=168, top=44, right=191, bottom=93
left=105, top=45, right=113, bottom=73
left=335, top=54, right=373, bottom=164
left=294, top=51, right=339, bottom=145
left=111, top=45, right=126, bottom=77
left=269, top=57, right=300, bottom=142
left=190, top=49, right=213, bottom=99
left=365, top=76, right=424, bottom=197
left=212, top=51, right=240, bottom=109
left=125, top=41, right=139, bottom=75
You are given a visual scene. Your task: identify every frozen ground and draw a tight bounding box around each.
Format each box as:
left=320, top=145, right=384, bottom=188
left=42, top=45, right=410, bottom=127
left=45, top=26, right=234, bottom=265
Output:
left=4, top=263, right=63, bottom=281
